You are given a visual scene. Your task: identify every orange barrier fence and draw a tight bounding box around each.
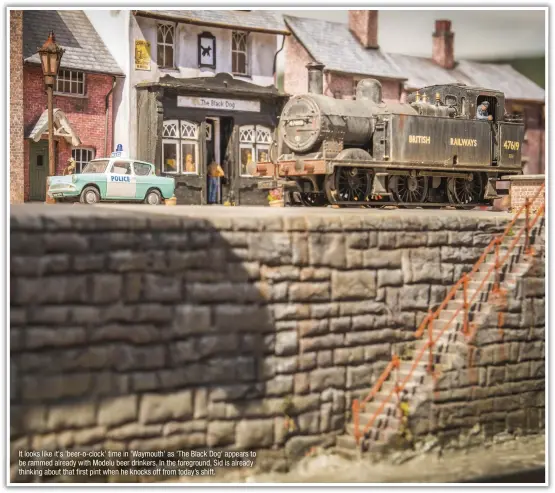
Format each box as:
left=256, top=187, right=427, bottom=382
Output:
left=352, top=183, right=545, bottom=446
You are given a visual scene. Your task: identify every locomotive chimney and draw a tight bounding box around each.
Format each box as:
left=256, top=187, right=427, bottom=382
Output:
left=306, top=62, right=325, bottom=95
left=432, top=20, right=455, bottom=69
left=349, top=10, right=379, bottom=49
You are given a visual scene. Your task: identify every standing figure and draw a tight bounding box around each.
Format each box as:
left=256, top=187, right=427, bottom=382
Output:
left=64, top=157, right=77, bottom=175
left=207, top=160, right=225, bottom=204
left=185, top=154, right=196, bottom=173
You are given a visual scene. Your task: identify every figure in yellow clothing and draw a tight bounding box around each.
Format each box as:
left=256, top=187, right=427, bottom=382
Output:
left=185, top=154, right=196, bottom=173
left=207, top=161, right=224, bottom=204
left=64, top=157, right=77, bottom=175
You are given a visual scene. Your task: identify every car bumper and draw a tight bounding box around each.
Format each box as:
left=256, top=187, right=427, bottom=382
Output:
left=48, top=187, right=80, bottom=198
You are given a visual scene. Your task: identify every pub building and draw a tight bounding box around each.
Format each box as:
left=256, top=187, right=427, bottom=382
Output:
left=135, top=73, right=288, bottom=205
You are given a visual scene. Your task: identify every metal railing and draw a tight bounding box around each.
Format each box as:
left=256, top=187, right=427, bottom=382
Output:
left=352, top=183, right=545, bottom=446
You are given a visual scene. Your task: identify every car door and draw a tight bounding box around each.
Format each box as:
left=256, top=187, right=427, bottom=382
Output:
left=106, top=160, right=137, bottom=199
left=132, top=161, right=154, bottom=200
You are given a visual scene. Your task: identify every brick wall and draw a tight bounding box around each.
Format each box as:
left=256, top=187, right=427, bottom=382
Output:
left=10, top=10, right=24, bottom=204
left=23, top=65, right=115, bottom=201
left=10, top=206, right=545, bottom=481
left=283, top=35, right=313, bottom=96
left=507, top=176, right=545, bottom=212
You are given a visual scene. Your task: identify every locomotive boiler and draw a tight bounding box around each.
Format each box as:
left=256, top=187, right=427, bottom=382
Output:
left=256, top=62, right=524, bottom=208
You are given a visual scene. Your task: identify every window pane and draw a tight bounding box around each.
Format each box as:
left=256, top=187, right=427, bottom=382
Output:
left=257, top=148, right=269, bottom=163
left=165, top=46, right=173, bottom=67
left=182, top=143, right=197, bottom=173
left=134, top=162, right=151, bottom=176
left=237, top=53, right=246, bottom=74
left=163, top=142, right=178, bottom=172
left=240, top=146, right=253, bottom=175
left=158, top=44, right=165, bottom=66
left=157, top=27, right=164, bottom=43
left=71, top=81, right=78, bottom=94
left=112, top=161, right=132, bottom=174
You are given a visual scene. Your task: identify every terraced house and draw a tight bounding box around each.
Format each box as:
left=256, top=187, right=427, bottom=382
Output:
left=283, top=11, right=545, bottom=175
left=12, top=10, right=124, bottom=203
left=87, top=10, right=290, bottom=205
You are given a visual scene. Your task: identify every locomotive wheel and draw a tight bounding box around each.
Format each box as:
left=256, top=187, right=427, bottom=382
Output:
left=447, top=173, right=483, bottom=207
left=300, top=192, right=328, bottom=207
left=390, top=175, right=429, bottom=204
left=335, top=167, right=372, bottom=203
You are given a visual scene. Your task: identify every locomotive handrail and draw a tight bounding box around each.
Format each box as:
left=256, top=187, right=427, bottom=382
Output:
left=352, top=183, right=545, bottom=446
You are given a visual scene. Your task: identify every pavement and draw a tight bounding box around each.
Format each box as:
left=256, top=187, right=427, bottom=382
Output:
left=12, top=203, right=513, bottom=220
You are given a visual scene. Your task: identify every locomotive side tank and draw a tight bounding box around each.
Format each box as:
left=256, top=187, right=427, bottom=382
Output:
left=257, top=62, right=524, bottom=208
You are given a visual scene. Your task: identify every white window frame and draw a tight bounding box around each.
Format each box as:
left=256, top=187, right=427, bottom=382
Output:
left=72, top=147, right=95, bottom=173
left=162, top=119, right=200, bottom=175
left=231, top=31, right=249, bottom=76
left=162, top=139, right=180, bottom=174
left=239, top=124, right=271, bottom=177
left=55, top=70, right=86, bottom=96
left=157, top=22, right=175, bottom=69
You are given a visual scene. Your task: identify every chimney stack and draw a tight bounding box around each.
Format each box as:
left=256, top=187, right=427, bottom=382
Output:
left=432, top=20, right=455, bottom=69
left=349, top=10, right=379, bottom=49
left=306, top=62, right=325, bottom=94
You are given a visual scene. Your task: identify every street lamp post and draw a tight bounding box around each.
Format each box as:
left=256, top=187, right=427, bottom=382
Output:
left=37, top=31, right=64, bottom=203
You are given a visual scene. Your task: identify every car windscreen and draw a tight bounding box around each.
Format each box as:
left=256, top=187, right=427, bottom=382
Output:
left=82, top=160, right=109, bottom=174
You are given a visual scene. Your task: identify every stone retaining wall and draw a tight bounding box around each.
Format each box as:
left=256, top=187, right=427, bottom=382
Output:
left=10, top=206, right=544, bottom=480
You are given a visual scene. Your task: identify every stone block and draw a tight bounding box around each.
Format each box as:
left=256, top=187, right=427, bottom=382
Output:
left=289, top=282, right=330, bottom=302
left=214, top=305, right=271, bottom=332
left=310, top=367, right=345, bottom=392
left=21, top=373, right=91, bottom=402
left=401, top=248, right=443, bottom=284
left=194, top=389, right=208, bottom=419
left=364, top=343, right=391, bottom=362
left=292, top=394, right=320, bottom=414
left=266, top=375, right=294, bottom=396
left=332, top=270, right=376, bottom=300
left=97, top=395, right=138, bottom=428
left=294, top=373, right=310, bottom=394
left=91, top=275, right=123, bottom=304
left=275, top=330, right=298, bottom=356
left=330, top=317, right=351, bottom=332
left=109, top=423, right=164, bottom=440
left=334, top=347, right=365, bottom=366
left=248, top=233, right=291, bottom=265
left=310, top=303, right=339, bottom=320
left=261, top=265, right=300, bottom=282
left=285, top=436, right=323, bottom=461
left=235, top=419, right=273, bottom=449
left=377, top=269, right=403, bottom=288
left=298, top=353, right=317, bottom=371
left=518, top=341, right=544, bottom=361
left=440, top=246, right=480, bottom=264
left=301, top=334, right=344, bottom=353
left=206, top=421, right=235, bottom=447
left=300, top=267, right=332, bottom=281
left=317, top=350, right=333, bottom=368
left=309, top=234, right=346, bottom=268
left=346, top=365, right=374, bottom=390
left=346, top=233, right=369, bottom=249
left=297, top=411, right=320, bottom=434
left=399, top=284, right=430, bottom=310
left=26, top=327, right=87, bottom=350
left=506, top=362, right=530, bottom=381
left=139, top=391, right=194, bottom=424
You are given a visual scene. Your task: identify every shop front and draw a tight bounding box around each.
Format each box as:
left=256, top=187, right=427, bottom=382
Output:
left=136, top=73, right=288, bottom=205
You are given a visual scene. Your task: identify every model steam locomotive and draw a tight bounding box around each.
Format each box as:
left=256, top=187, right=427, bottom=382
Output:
left=255, top=63, right=524, bottom=208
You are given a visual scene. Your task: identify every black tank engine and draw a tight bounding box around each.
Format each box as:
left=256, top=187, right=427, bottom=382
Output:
left=256, top=62, right=524, bottom=208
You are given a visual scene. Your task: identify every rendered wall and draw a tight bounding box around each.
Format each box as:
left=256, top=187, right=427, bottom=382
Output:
left=10, top=206, right=545, bottom=481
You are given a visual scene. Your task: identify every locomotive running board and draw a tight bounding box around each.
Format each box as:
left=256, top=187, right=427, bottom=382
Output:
left=333, top=201, right=489, bottom=208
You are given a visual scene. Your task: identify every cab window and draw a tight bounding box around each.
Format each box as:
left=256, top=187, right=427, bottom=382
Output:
left=476, top=96, right=498, bottom=121
left=111, top=161, right=132, bottom=175
left=133, top=162, right=152, bottom=176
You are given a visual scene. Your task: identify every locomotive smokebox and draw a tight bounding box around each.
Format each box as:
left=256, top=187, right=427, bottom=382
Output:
left=306, top=62, right=325, bottom=95
left=356, top=78, right=383, bottom=104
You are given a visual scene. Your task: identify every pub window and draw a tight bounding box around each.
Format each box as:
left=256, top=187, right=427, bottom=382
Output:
left=239, top=125, right=271, bottom=176
left=72, top=148, right=95, bottom=173
left=232, top=31, right=249, bottom=75
left=55, top=70, right=85, bottom=96
left=157, top=23, right=175, bottom=69
left=162, top=119, right=200, bottom=175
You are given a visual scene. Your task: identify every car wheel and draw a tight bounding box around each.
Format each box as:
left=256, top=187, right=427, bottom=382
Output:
left=145, top=189, right=162, bottom=205
left=80, top=186, right=100, bottom=205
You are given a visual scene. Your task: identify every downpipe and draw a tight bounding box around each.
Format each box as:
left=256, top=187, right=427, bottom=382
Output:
left=104, top=76, right=117, bottom=156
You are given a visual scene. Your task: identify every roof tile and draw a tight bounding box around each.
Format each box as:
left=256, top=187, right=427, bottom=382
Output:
left=23, top=10, right=123, bottom=76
